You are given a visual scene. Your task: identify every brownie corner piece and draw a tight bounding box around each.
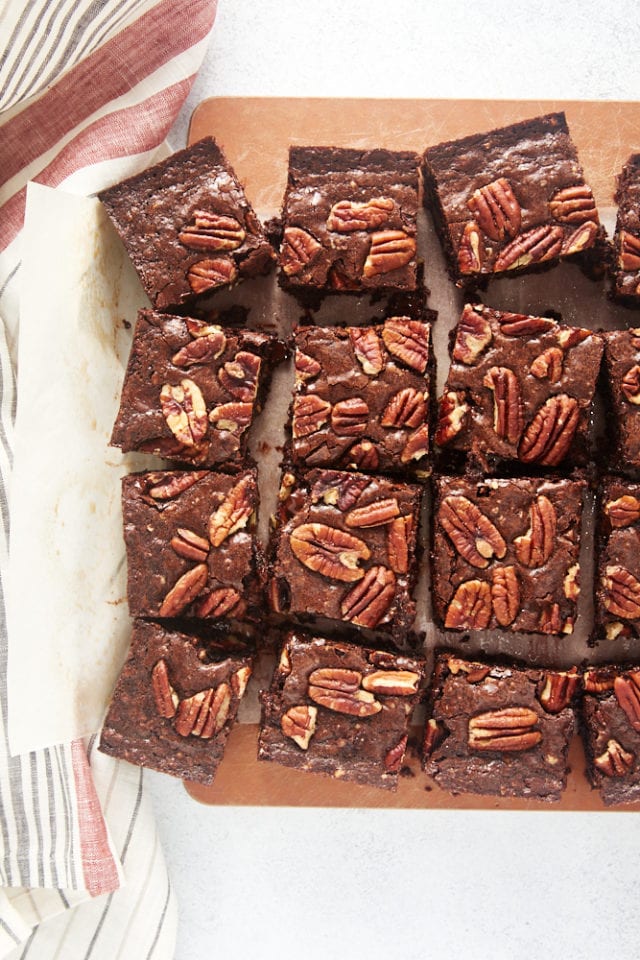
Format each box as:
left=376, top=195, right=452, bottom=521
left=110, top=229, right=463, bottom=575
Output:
left=99, top=620, right=253, bottom=784
left=594, top=476, right=640, bottom=641
left=423, top=652, right=578, bottom=802
left=258, top=631, right=425, bottom=790
left=98, top=137, right=275, bottom=311
left=611, top=152, right=640, bottom=303
left=581, top=665, right=640, bottom=805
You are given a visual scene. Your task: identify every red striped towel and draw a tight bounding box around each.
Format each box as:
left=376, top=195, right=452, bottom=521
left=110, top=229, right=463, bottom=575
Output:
left=0, top=1, right=218, bottom=956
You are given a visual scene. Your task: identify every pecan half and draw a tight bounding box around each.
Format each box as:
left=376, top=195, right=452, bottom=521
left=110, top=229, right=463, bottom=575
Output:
left=614, top=671, right=640, bottom=732
left=530, top=347, right=563, bottom=382
left=349, top=327, right=384, bottom=375
left=160, top=379, right=208, bottom=447
left=594, top=739, right=635, bottom=777
left=491, top=565, right=520, bottom=626
left=444, top=579, right=492, bottom=630
left=331, top=397, right=369, bottom=436
left=174, top=682, right=231, bottom=739
left=231, top=665, right=252, bottom=699
left=172, top=329, right=226, bottom=367
left=557, top=327, right=591, bottom=349
left=538, top=668, right=580, bottom=713
left=381, top=388, right=427, bottom=429
left=384, top=735, right=409, bottom=773
left=193, top=587, right=242, bottom=618
left=518, top=394, right=579, bottom=466
left=549, top=185, right=599, bottom=224
left=340, top=565, right=396, bottom=628
left=208, top=474, right=256, bottom=547
left=514, top=495, right=556, bottom=568
left=187, top=257, right=237, bottom=293
left=170, top=527, right=210, bottom=563
left=561, top=220, right=599, bottom=255
left=362, top=670, right=421, bottom=696
left=583, top=668, right=617, bottom=693
left=467, top=177, right=521, bottom=241
left=310, top=473, right=371, bottom=511
left=496, top=312, right=557, bottom=337
left=605, top=495, right=640, bottom=528
left=483, top=366, right=524, bottom=444
left=457, top=221, right=483, bottom=274
left=446, top=657, right=491, bottom=683
left=281, top=227, right=322, bottom=276
left=159, top=563, right=209, bottom=617
left=381, top=318, right=429, bottom=372
left=292, top=395, right=332, bottom=438
left=434, top=391, right=469, bottom=446
left=209, top=401, right=253, bottom=433
left=308, top=669, right=382, bottom=717
left=151, top=659, right=179, bottom=718
left=363, top=231, right=416, bottom=277
left=494, top=224, right=564, bottom=272
left=386, top=515, right=413, bottom=574
left=308, top=667, right=361, bottom=692
left=538, top=603, right=563, bottom=635
left=346, top=440, right=380, bottom=472
left=439, top=495, right=506, bottom=569
left=452, top=306, right=493, bottom=365
left=621, top=365, right=640, bottom=404
left=619, top=231, right=640, bottom=271
left=327, top=197, right=394, bottom=232
left=218, top=351, right=261, bottom=402
left=400, top=424, right=430, bottom=463
left=179, top=211, right=246, bottom=251
left=281, top=705, right=317, bottom=750
left=148, top=471, right=207, bottom=500
left=601, top=565, right=640, bottom=619
left=468, top=707, right=541, bottom=752
left=345, top=498, right=400, bottom=528
left=295, top=350, right=322, bottom=382
left=289, top=523, right=370, bottom=582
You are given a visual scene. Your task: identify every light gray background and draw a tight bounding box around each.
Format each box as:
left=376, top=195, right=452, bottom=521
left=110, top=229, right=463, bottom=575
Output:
left=158, top=2, right=640, bottom=958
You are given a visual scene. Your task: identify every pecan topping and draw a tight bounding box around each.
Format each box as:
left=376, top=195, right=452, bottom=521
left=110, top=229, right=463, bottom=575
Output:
left=446, top=657, right=491, bottom=683
left=549, top=184, right=599, bottom=224
left=494, top=224, right=564, bottom=272
left=381, top=318, right=429, bottom=373
left=594, top=739, right=635, bottom=777
left=179, top=211, right=246, bottom=252
left=514, top=495, right=556, bottom=568
left=400, top=424, right=430, bottom=463
left=172, top=329, right=226, bottom=367
left=362, top=670, right=420, bottom=696
left=538, top=603, right=563, bottom=635
left=434, top=391, right=469, bottom=446
left=341, top=565, right=396, bottom=628
left=601, top=565, right=640, bottom=619
left=159, top=563, right=209, bottom=617
left=187, top=257, right=237, bottom=293
left=381, top=388, right=427, bottom=429
left=209, top=401, right=253, bottom=433
left=583, top=668, right=616, bottom=693
left=452, top=306, right=492, bottom=365
left=147, top=471, right=207, bottom=501
left=468, top=707, right=541, bottom=752
left=331, top=397, right=369, bottom=436
left=309, top=667, right=361, bottom=692
left=327, top=197, right=394, bottom=232
left=614, top=671, right=640, bottom=732
left=208, top=474, right=255, bottom=547
left=386, top=515, right=413, bottom=574
left=281, top=227, right=322, bottom=276
left=621, top=365, right=640, bottom=404
left=292, top=395, right=332, bottom=438
left=194, top=587, right=242, bottom=618
left=218, top=351, right=261, bottom=402
left=605, top=495, right=640, bottom=528
left=618, top=230, right=640, bottom=271
left=310, top=473, right=371, bottom=511
left=170, top=527, right=210, bottom=563
left=308, top=668, right=382, bottom=717
left=160, top=379, right=207, bottom=447
left=557, top=327, right=591, bottom=349
left=538, top=668, right=580, bottom=713
left=491, top=565, right=520, bottom=626
left=561, top=220, right=599, bottom=255
left=363, top=231, right=416, bottom=277
left=564, top=563, right=580, bottom=601
left=530, top=347, right=563, bottom=382
left=290, top=523, right=370, bottom=582
left=518, top=394, right=579, bottom=466
left=457, top=221, right=483, bottom=274
left=346, top=441, right=380, bottom=472
left=281, top=705, right=317, bottom=750
left=496, top=312, right=557, bottom=337
left=444, top=579, right=492, bottom=630
left=345, top=498, right=400, bottom=528
left=423, top=719, right=447, bottom=756
left=384, top=735, right=409, bottom=773
left=483, top=366, right=524, bottom=444
left=231, top=665, right=252, bottom=699
left=174, top=682, right=231, bottom=739
left=349, top=327, right=384, bottom=375
left=468, top=177, right=521, bottom=241
left=295, top=350, right=322, bottom=381
left=440, top=495, right=506, bottom=569
left=151, top=659, right=179, bottom=718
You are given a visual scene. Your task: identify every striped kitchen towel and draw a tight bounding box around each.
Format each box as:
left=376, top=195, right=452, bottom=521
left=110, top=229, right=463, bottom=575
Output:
left=0, top=1, right=218, bottom=956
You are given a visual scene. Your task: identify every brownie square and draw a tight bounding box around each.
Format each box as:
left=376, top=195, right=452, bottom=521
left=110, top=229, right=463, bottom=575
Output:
left=110, top=309, right=281, bottom=467
left=581, top=664, right=640, bottom=805
left=99, top=137, right=275, bottom=311
left=435, top=303, right=604, bottom=471
left=423, top=112, right=600, bottom=284
left=611, top=153, right=640, bottom=302
left=268, top=468, right=422, bottom=643
left=601, top=329, right=640, bottom=473
left=122, top=468, right=259, bottom=622
left=99, top=620, right=253, bottom=784
left=431, top=475, right=585, bottom=636
left=258, top=632, right=425, bottom=790
left=290, top=315, right=434, bottom=477
left=594, top=476, right=640, bottom=641
left=278, top=147, right=419, bottom=295
left=423, top=652, right=578, bottom=802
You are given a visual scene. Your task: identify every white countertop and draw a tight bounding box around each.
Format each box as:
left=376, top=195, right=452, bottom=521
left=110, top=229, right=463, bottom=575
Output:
left=158, top=3, right=640, bottom=958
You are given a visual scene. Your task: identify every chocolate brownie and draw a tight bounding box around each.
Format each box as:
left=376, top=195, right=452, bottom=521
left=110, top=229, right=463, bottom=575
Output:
left=435, top=303, right=604, bottom=472
left=581, top=664, right=640, bottom=805
left=268, top=468, right=422, bottom=644
left=611, top=153, right=640, bottom=303
left=278, top=147, right=420, bottom=295
left=423, top=652, right=578, bottom=802
left=99, top=137, right=275, bottom=310
left=290, top=315, right=434, bottom=477
left=110, top=309, right=282, bottom=467
left=258, top=632, right=425, bottom=790
left=594, top=476, right=640, bottom=641
left=432, top=475, right=585, bottom=636
left=423, top=112, right=600, bottom=285
left=99, top=620, right=252, bottom=784
left=601, top=328, right=640, bottom=473
left=121, top=469, right=259, bottom=622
